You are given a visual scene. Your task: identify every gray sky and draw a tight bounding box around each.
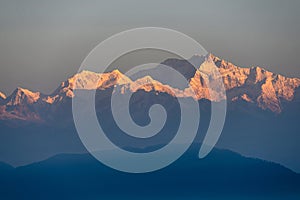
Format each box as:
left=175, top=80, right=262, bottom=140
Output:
left=0, top=0, right=300, bottom=95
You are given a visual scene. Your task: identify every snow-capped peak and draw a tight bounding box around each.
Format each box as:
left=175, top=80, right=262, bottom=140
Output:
left=6, top=87, right=40, bottom=106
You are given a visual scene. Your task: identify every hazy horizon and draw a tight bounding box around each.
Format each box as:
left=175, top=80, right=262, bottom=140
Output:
left=1, top=0, right=300, bottom=95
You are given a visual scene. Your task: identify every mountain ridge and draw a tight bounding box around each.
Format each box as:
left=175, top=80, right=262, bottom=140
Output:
left=1, top=148, right=300, bottom=199
left=1, top=54, right=300, bottom=121
left=0, top=54, right=300, bottom=173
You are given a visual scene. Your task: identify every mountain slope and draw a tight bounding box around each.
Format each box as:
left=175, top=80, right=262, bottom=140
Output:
left=210, top=54, right=300, bottom=113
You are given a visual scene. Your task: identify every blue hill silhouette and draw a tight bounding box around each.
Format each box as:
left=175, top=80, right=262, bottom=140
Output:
left=1, top=146, right=299, bottom=199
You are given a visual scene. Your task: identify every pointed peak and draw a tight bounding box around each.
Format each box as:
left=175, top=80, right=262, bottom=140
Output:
left=57, top=69, right=131, bottom=92
left=14, top=87, right=24, bottom=92
left=250, top=66, right=274, bottom=81
left=7, top=87, right=40, bottom=105
left=111, top=69, right=123, bottom=75
left=101, top=69, right=132, bottom=86
left=251, top=66, right=268, bottom=73
left=206, top=54, right=239, bottom=70
left=191, top=53, right=227, bottom=69
left=135, top=75, right=155, bottom=83
left=72, top=69, right=125, bottom=79
left=206, top=53, right=216, bottom=59
left=13, top=87, right=40, bottom=96
left=131, top=76, right=159, bottom=91
left=73, top=70, right=99, bottom=77
left=68, top=70, right=103, bottom=82
left=206, top=53, right=221, bottom=62
left=106, top=69, right=128, bottom=80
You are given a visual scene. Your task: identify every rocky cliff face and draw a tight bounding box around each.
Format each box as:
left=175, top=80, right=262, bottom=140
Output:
left=209, top=54, right=300, bottom=113
left=1, top=54, right=300, bottom=122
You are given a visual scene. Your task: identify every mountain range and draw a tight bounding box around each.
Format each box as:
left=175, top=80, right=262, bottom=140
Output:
left=1, top=54, right=300, bottom=124
left=0, top=54, right=300, bottom=174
